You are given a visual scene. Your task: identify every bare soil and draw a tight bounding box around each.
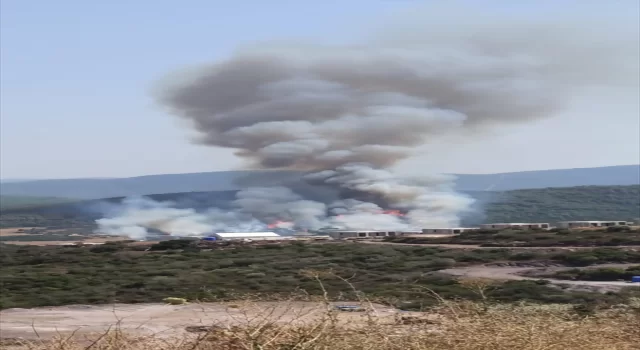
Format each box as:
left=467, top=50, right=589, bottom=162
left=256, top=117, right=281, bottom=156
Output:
left=440, top=263, right=640, bottom=293
left=0, top=302, right=421, bottom=340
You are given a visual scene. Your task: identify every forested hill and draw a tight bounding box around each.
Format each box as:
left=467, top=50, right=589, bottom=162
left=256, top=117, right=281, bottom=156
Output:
left=477, top=185, right=640, bottom=224
left=0, top=185, right=638, bottom=228
left=2, top=165, right=638, bottom=199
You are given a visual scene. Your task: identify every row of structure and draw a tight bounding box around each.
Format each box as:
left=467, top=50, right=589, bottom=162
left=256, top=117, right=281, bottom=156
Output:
left=320, top=220, right=634, bottom=239
left=421, top=220, right=632, bottom=234
left=203, top=230, right=416, bottom=241
left=203, top=220, right=634, bottom=241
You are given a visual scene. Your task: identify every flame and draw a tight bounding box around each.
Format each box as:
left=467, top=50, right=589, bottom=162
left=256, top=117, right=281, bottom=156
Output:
left=382, top=209, right=405, bottom=217
left=267, top=220, right=293, bottom=229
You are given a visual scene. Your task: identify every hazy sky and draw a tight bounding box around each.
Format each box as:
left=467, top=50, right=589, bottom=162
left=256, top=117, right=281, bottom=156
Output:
left=1, top=0, right=638, bottom=180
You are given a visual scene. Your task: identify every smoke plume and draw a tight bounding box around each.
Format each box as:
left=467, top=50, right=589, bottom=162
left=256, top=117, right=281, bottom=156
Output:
left=96, top=5, right=639, bottom=238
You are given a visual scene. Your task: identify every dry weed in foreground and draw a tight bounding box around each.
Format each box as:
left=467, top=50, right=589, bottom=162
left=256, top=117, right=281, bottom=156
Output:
left=6, top=301, right=640, bottom=350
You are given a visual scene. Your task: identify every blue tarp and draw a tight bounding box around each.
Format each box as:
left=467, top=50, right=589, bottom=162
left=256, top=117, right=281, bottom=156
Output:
left=632, top=276, right=640, bottom=283
left=202, top=237, right=217, bottom=241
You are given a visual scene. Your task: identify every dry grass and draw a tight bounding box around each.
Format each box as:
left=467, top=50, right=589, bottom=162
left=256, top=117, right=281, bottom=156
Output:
left=4, top=299, right=639, bottom=350
left=4, top=275, right=640, bottom=349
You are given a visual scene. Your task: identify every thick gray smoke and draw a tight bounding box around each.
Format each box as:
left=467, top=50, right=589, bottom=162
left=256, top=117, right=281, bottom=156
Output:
left=96, top=5, right=639, bottom=238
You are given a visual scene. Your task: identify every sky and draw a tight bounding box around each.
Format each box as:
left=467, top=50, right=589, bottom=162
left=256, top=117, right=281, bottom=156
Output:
left=1, top=0, right=639, bottom=180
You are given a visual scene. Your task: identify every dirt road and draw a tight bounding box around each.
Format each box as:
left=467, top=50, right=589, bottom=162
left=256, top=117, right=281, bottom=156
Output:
left=440, top=264, right=640, bottom=293
left=0, top=302, right=418, bottom=340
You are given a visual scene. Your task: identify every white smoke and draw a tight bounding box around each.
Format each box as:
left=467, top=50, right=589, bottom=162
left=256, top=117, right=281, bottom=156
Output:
left=95, top=197, right=267, bottom=239
left=96, top=3, right=638, bottom=239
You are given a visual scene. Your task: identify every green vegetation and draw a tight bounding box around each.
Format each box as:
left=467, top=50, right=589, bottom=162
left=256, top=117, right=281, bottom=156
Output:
left=0, top=213, right=95, bottom=229
left=2, top=241, right=640, bottom=310
left=481, top=185, right=640, bottom=223
left=0, top=228, right=97, bottom=242
left=549, top=248, right=640, bottom=266
left=0, top=196, right=77, bottom=210
left=0, top=234, right=83, bottom=242
left=388, top=227, right=640, bottom=247
left=546, top=265, right=640, bottom=281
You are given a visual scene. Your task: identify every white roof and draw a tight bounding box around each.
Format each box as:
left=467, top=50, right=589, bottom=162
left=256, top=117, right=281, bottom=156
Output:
left=214, top=232, right=280, bottom=238
left=330, top=230, right=406, bottom=233
left=558, top=220, right=625, bottom=223
left=482, top=223, right=549, bottom=225
left=424, top=227, right=478, bottom=230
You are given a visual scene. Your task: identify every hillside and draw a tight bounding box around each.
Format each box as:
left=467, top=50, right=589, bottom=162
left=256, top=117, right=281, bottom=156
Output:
left=1, top=165, right=638, bottom=199
left=481, top=185, right=640, bottom=224
left=0, top=196, right=77, bottom=210
left=0, top=185, right=638, bottom=229
left=453, top=165, right=640, bottom=191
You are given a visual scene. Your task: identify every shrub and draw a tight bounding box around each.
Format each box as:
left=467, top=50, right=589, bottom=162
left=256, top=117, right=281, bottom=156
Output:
left=149, top=239, right=196, bottom=251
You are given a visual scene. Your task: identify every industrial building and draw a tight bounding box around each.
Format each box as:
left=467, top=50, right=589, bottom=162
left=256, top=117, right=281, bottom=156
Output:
left=479, top=223, right=550, bottom=230
left=422, top=228, right=478, bottom=234
left=556, top=221, right=630, bottom=228
left=325, top=230, right=402, bottom=239
left=208, top=232, right=284, bottom=241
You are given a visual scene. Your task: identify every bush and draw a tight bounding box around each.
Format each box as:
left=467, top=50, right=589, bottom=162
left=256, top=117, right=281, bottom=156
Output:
left=149, top=239, right=196, bottom=251
left=90, top=245, right=120, bottom=253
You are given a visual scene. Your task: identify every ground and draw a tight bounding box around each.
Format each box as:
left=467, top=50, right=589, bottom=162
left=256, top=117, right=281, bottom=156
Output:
left=440, top=263, right=640, bottom=293
left=0, top=301, right=420, bottom=340
left=3, top=229, right=640, bottom=345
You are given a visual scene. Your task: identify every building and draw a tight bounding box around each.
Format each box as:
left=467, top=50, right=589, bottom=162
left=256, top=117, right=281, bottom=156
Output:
left=479, top=223, right=550, bottom=230
left=293, top=235, right=333, bottom=241
left=210, top=232, right=284, bottom=241
left=556, top=221, right=629, bottom=229
left=325, top=230, right=402, bottom=240
left=422, top=228, right=478, bottom=234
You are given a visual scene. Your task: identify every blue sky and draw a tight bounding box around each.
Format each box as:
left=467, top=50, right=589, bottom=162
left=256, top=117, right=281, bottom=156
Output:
left=1, top=0, right=638, bottom=179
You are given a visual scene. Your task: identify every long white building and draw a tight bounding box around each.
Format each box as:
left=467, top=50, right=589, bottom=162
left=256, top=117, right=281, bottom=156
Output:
left=324, top=230, right=402, bottom=239
left=422, top=228, right=478, bottom=234
left=556, top=221, right=629, bottom=228
left=479, top=223, right=550, bottom=230
left=210, top=232, right=284, bottom=241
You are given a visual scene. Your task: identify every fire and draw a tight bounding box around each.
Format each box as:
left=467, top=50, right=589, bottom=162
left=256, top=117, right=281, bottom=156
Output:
left=267, top=220, right=293, bottom=229
left=382, top=209, right=405, bottom=217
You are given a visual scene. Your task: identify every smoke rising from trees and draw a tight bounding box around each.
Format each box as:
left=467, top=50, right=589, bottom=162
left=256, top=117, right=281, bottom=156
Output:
left=96, top=5, right=639, bottom=238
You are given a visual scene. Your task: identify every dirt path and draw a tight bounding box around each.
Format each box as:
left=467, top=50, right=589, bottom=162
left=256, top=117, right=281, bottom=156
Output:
left=0, top=302, right=417, bottom=340
left=440, top=264, right=640, bottom=293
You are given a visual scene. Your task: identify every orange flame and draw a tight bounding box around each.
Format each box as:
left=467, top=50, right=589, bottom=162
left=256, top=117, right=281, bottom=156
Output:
left=382, top=209, right=405, bottom=217
left=267, top=220, right=293, bottom=229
